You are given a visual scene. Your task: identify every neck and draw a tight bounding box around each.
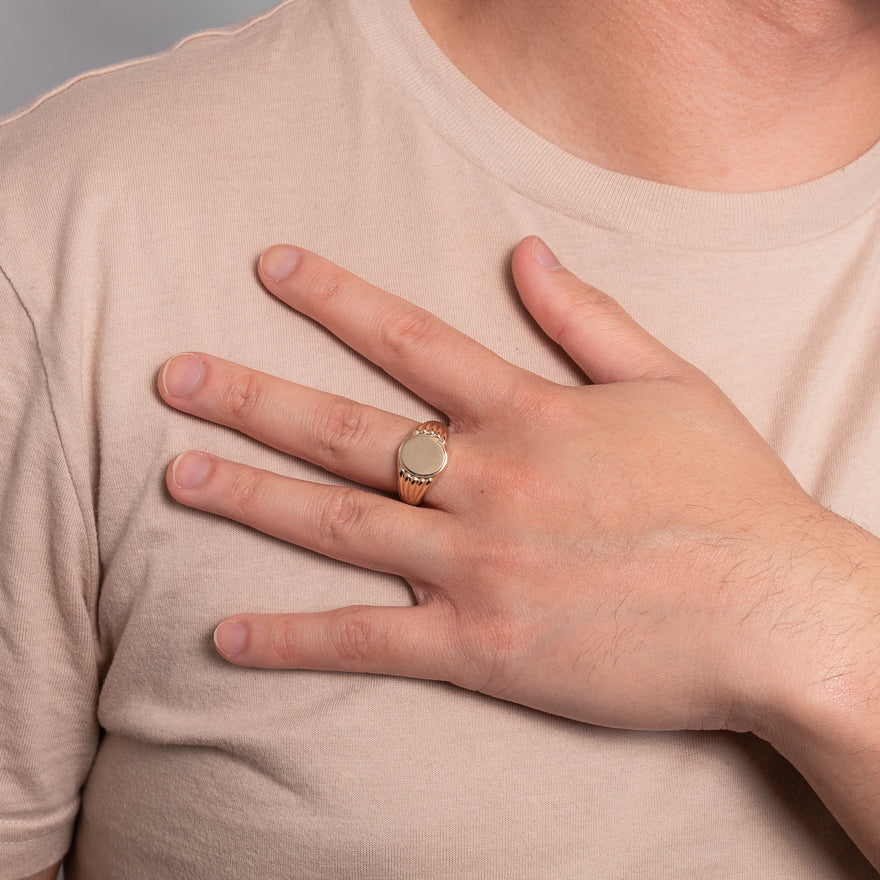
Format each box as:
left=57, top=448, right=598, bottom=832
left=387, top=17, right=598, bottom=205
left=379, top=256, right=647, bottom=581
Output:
left=410, top=0, right=880, bottom=191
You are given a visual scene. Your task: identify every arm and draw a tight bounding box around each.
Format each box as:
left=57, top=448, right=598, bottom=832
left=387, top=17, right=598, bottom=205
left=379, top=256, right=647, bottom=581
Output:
left=158, top=237, right=880, bottom=866
left=0, top=270, right=97, bottom=879
left=751, top=516, right=880, bottom=867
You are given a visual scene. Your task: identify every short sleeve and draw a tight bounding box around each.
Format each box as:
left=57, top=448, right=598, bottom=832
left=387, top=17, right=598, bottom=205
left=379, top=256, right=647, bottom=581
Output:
left=0, top=268, right=100, bottom=879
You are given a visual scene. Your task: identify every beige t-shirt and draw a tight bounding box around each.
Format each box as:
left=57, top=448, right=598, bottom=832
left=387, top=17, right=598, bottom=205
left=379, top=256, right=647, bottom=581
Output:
left=2, top=0, right=880, bottom=877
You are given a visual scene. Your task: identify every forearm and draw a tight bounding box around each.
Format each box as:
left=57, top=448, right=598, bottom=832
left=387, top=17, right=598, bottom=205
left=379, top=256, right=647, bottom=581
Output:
left=752, top=513, right=880, bottom=870
left=772, top=709, right=880, bottom=870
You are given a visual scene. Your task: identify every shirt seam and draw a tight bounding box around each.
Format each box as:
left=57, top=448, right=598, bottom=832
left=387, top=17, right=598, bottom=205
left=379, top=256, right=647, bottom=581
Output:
left=348, top=37, right=880, bottom=254
left=349, top=0, right=880, bottom=252
left=0, top=826, right=67, bottom=842
left=0, top=262, right=100, bottom=638
left=362, top=75, right=880, bottom=253
left=0, top=0, right=304, bottom=129
left=0, top=795, right=79, bottom=845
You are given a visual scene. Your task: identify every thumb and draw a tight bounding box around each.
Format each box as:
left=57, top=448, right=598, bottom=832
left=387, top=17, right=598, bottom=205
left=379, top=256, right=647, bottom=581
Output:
left=511, top=236, right=686, bottom=384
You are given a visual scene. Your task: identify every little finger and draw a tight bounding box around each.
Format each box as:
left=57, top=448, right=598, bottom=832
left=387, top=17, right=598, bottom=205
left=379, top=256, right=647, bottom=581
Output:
left=212, top=605, right=461, bottom=682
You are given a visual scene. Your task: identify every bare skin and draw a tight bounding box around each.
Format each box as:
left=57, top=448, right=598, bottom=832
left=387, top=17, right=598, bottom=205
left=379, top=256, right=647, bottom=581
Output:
left=159, top=240, right=880, bottom=867
left=151, top=0, right=880, bottom=871
left=410, top=0, right=880, bottom=190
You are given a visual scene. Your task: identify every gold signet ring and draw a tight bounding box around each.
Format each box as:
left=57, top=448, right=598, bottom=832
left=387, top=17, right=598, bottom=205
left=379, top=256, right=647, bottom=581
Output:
left=397, top=421, right=448, bottom=505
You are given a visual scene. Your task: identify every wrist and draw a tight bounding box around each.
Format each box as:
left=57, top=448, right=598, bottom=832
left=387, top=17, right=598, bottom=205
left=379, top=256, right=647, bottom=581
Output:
left=723, top=506, right=880, bottom=862
left=725, top=504, right=880, bottom=742
left=757, top=521, right=880, bottom=865
left=742, top=505, right=880, bottom=743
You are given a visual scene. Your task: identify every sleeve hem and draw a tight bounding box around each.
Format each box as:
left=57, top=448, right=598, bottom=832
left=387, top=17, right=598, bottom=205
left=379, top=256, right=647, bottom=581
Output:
left=0, top=819, right=72, bottom=880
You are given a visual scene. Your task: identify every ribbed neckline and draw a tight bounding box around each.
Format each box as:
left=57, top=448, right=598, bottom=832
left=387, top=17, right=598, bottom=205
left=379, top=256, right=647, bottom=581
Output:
left=349, top=0, right=880, bottom=251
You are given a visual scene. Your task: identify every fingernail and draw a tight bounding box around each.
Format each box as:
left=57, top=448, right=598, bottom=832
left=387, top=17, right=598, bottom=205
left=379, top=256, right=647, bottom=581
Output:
left=532, top=237, right=562, bottom=271
left=260, top=245, right=302, bottom=282
left=171, top=451, right=212, bottom=489
left=214, top=620, right=248, bottom=658
left=161, top=354, right=204, bottom=398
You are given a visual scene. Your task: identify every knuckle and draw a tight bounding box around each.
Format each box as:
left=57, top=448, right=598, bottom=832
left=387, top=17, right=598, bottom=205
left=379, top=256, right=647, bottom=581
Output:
left=574, top=281, right=624, bottom=313
left=267, top=619, right=299, bottom=665
left=629, top=348, right=681, bottom=380
left=499, top=377, right=559, bottom=422
left=221, top=372, right=263, bottom=423
left=379, top=306, right=439, bottom=357
left=318, top=397, right=369, bottom=457
left=452, top=611, right=527, bottom=694
left=553, top=282, right=623, bottom=336
left=466, top=371, right=562, bottom=430
left=479, top=615, right=524, bottom=663
left=330, top=609, right=377, bottom=665
left=307, top=266, right=352, bottom=303
left=561, top=291, right=624, bottom=337
left=461, top=534, right=532, bottom=587
left=316, top=487, right=365, bottom=544
left=229, top=468, right=268, bottom=515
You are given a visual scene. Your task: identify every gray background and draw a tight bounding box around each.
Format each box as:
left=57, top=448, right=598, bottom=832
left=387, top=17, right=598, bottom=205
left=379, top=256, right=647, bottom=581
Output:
left=1, top=2, right=275, bottom=876
left=0, top=0, right=275, bottom=118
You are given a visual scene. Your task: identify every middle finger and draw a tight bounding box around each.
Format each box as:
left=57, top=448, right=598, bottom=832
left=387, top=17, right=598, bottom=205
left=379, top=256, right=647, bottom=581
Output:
left=258, top=245, right=528, bottom=422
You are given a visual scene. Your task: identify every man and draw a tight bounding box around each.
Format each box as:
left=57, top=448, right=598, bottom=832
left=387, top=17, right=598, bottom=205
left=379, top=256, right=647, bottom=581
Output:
left=3, top=0, right=880, bottom=877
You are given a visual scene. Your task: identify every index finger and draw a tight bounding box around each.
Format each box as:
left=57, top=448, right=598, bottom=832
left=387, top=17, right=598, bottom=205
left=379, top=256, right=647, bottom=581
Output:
left=258, top=245, right=526, bottom=421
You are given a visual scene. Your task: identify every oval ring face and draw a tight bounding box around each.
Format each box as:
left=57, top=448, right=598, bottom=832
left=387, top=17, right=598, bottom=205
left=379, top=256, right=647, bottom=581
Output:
left=399, top=433, right=447, bottom=478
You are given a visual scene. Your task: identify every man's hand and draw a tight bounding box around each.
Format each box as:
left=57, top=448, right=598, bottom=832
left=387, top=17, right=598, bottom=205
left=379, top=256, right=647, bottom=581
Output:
left=158, top=237, right=880, bottom=862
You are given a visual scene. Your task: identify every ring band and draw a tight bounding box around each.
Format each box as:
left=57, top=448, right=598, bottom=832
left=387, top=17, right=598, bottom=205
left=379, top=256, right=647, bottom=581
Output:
left=397, top=421, right=448, bottom=505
